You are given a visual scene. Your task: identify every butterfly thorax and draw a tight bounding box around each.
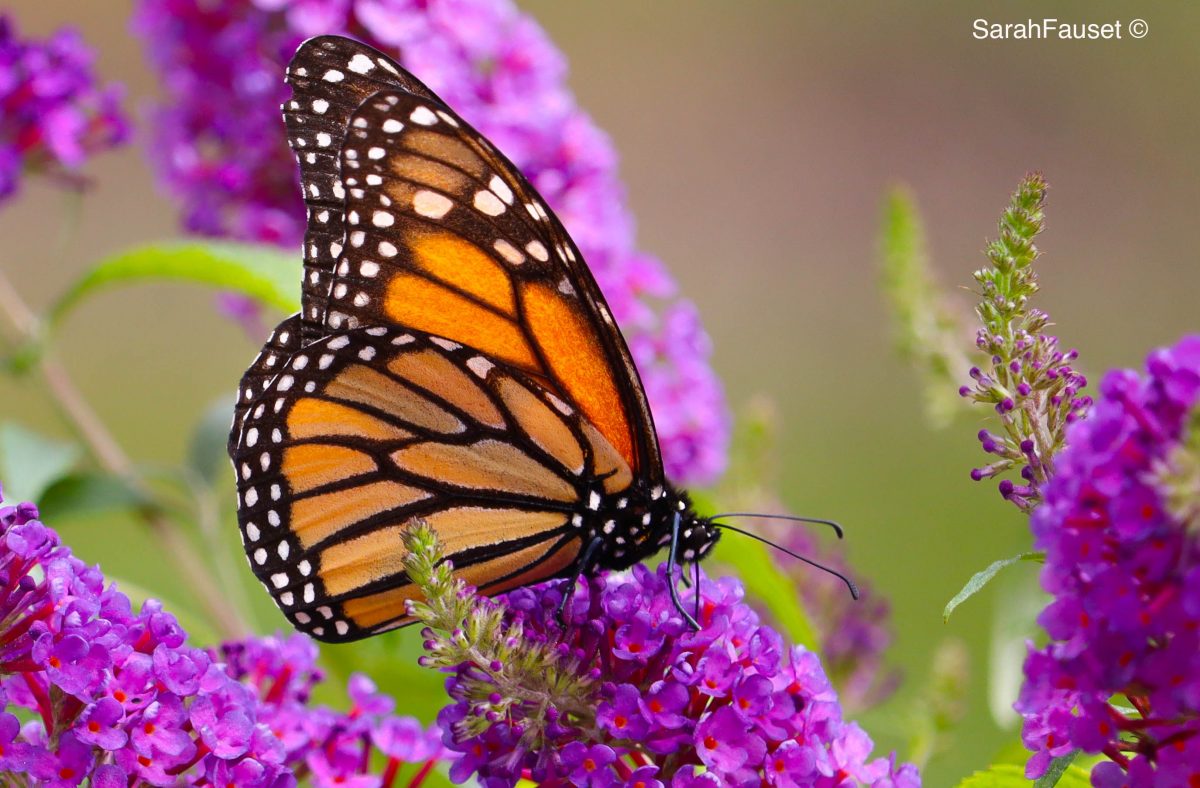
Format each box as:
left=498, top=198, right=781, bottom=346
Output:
left=584, top=483, right=720, bottom=572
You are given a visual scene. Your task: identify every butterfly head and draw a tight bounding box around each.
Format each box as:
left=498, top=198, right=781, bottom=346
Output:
left=669, top=492, right=721, bottom=565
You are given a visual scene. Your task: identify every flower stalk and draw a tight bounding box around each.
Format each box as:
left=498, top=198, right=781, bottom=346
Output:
left=0, top=267, right=248, bottom=639
left=961, top=174, right=1090, bottom=511
left=401, top=521, right=598, bottom=747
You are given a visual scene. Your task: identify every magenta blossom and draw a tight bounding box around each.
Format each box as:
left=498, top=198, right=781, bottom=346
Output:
left=1016, top=336, right=1200, bottom=782
left=0, top=486, right=442, bottom=786
left=0, top=15, right=128, bottom=204
left=432, top=563, right=920, bottom=786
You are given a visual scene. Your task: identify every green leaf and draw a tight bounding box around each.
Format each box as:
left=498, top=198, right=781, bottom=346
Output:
left=48, top=241, right=299, bottom=330
left=0, top=422, right=81, bottom=503
left=944, top=551, right=1042, bottom=622
left=187, top=395, right=238, bottom=487
left=955, top=764, right=1029, bottom=787
left=954, top=757, right=1092, bottom=788
left=37, top=471, right=150, bottom=523
left=1034, top=751, right=1085, bottom=788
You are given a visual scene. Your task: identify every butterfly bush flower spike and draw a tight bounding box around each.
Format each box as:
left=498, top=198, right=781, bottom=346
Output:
left=0, top=15, right=128, bottom=205
left=1016, top=336, right=1200, bottom=784
left=0, top=486, right=441, bottom=786
left=135, top=0, right=729, bottom=484
left=961, top=174, right=1090, bottom=511
left=402, top=522, right=920, bottom=786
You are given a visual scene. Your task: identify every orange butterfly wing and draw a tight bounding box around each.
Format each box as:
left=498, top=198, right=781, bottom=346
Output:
left=228, top=325, right=645, bottom=641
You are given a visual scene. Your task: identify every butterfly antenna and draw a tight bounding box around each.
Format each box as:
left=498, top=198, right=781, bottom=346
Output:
left=709, top=522, right=860, bottom=599
left=710, top=512, right=845, bottom=539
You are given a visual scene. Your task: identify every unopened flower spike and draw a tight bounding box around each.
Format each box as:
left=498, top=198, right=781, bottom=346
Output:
left=961, top=173, right=1091, bottom=511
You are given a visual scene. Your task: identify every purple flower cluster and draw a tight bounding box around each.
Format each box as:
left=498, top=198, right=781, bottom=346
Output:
left=134, top=0, right=729, bottom=485
left=1016, top=336, right=1200, bottom=784
left=0, top=488, right=441, bottom=786
left=214, top=634, right=446, bottom=786
left=0, top=15, right=127, bottom=205
left=437, top=564, right=919, bottom=787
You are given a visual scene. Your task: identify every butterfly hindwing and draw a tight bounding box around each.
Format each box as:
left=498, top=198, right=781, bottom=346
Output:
left=311, top=84, right=661, bottom=480
left=230, top=313, right=303, bottom=457
left=229, top=323, right=647, bottom=641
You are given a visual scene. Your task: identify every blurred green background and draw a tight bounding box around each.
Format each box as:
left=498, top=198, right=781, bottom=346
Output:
left=2, top=1, right=1198, bottom=784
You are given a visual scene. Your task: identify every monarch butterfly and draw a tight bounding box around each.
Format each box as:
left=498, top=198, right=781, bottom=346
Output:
left=228, top=35, right=854, bottom=643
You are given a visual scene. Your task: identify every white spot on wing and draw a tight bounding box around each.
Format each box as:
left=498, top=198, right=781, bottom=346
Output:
left=413, top=190, right=453, bottom=219
left=382, top=119, right=404, bottom=134
left=348, top=53, right=375, bottom=74
left=409, top=106, right=438, bottom=125
left=493, top=239, right=525, bottom=265
left=489, top=175, right=514, bottom=205
left=474, top=190, right=506, bottom=216
left=467, top=356, right=494, bottom=378
left=525, top=240, right=549, bottom=261
left=323, top=69, right=344, bottom=82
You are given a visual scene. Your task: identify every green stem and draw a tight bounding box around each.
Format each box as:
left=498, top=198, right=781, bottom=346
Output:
left=0, top=268, right=248, bottom=641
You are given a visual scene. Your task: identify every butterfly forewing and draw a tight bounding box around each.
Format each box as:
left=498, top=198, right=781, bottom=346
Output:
left=317, top=85, right=661, bottom=479
left=227, top=324, right=649, bottom=641
left=284, top=36, right=440, bottom=344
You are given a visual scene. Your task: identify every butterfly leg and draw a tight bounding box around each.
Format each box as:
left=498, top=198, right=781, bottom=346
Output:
left=693, top=560, right=702, bottom=625
left=668, top=512, right=702, bottom=631
left=556, top=536, right=603, bottom=628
